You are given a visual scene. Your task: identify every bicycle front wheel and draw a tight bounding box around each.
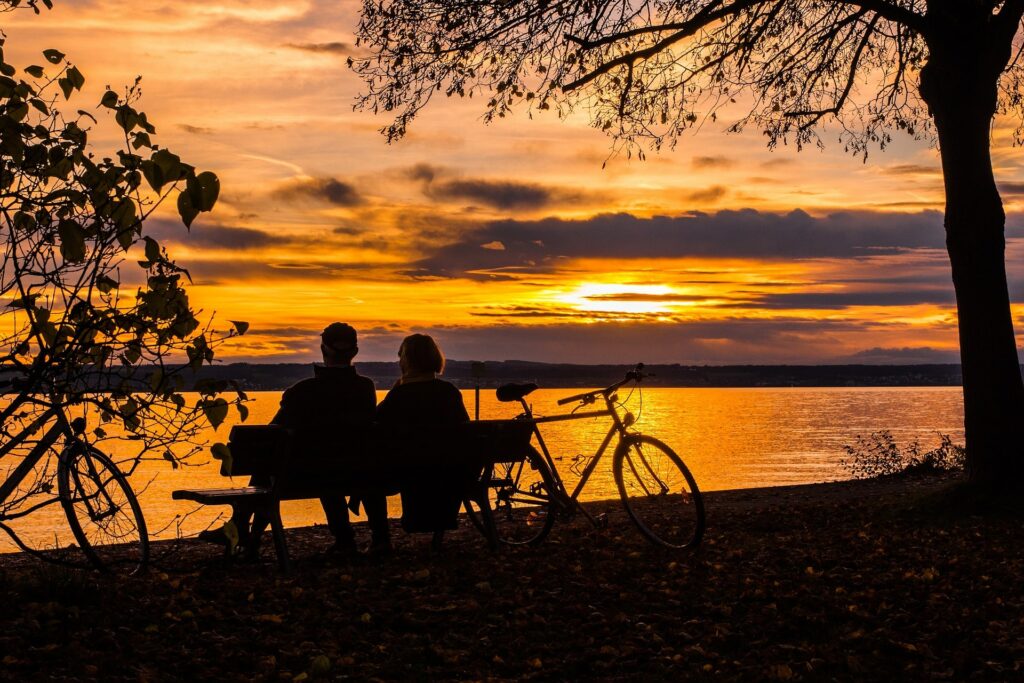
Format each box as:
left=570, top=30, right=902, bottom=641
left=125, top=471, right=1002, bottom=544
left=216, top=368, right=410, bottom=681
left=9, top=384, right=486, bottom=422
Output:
left=613, top=435, right=705, bottom=550
left=466, top=447, right=557, bottom=546
left=58, top=443, right=149, bottom=575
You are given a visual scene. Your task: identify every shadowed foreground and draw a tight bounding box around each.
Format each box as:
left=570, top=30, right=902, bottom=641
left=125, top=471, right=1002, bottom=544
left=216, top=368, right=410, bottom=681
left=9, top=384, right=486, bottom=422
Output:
left=1, top=473, right=1021, bottom=681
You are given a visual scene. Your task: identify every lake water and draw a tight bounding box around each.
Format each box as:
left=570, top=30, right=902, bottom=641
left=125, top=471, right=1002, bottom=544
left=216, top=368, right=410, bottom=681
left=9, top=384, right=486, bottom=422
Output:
left=1, top=386, right=964, bottom=552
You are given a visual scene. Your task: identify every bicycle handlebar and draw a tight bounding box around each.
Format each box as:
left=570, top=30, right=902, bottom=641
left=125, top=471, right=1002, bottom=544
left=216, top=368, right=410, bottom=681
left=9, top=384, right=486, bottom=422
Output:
left=556, top=364, right=648, bottom=406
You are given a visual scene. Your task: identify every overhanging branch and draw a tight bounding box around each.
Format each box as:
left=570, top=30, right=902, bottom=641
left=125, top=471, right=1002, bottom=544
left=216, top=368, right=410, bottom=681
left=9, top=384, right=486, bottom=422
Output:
left=838, top=0, right=925, bottom=34
left=562, top=0, right=765, bottom=92
left=785, top=13, right=881, bottom=130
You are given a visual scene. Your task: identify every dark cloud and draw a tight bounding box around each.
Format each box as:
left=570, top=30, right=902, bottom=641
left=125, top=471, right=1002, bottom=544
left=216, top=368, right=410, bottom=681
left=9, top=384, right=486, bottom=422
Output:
left=682, top=186, right=727, bottom=203
left=178, top=124, right=214, bottom=135
left=692, top=156, right=735, bottom=169
left=224, top=319, right=970, bottom=366
left=181, top=257, right=391, bottom=284
left=408, top=209, right=948, bottom=279
left=872, top=200, right=943, bottom=210
left=245, top=326, right=320, bottom=338
left=999, top=182, right=1024, bottom=195
left=147, top=220, right=291, bottom=251
left=741, top=289, right=956, bottom=310
left=408, top=164, right=586, bottom=210
left=191, top=226, right=293, bottom=250
left=406, top=163, right=439, bottom=183
left=431, top=179, right=573, bottom=210
left=398, top=318, right=881, bottom=365
left=882, top=164, right=941, bottom=176
left=274, top=177, right=363, bottom=206
left=285, top=42, right=349, bottom=54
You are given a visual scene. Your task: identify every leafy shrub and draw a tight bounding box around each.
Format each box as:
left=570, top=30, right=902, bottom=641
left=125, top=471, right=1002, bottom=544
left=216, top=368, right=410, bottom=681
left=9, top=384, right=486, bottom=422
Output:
left=841, top=431, right=965, bottom=479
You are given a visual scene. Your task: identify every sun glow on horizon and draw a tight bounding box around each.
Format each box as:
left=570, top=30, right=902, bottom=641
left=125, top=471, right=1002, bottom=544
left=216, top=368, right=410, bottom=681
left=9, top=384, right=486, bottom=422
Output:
left=559, top=283, right=686, bottom=316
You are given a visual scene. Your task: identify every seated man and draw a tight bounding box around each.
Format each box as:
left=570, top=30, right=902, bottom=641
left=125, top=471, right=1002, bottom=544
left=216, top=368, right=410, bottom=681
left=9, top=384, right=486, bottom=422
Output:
left=206, top=322, right=389, bottom=555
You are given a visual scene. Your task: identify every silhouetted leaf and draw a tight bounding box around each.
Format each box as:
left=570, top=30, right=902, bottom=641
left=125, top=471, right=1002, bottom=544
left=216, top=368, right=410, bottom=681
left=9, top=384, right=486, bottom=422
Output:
left=66, top=65, right=84, bottom=89
left=177, top=190, right=198, bottom=228
left=57, top=220, right=86, bottom=262
left=192, top=170, right=219, bottom=211
left=42, top=48, right=64, bottom=64
left=162, top=450, right=179, bottom=469
left=99, top=89, right=118, bottom=108
left=140, top=159, right=163, bottom=191
left=143, top=236, right=161, bottom=263
left=95, top=274, right=119, bottom=293
left=201, top=398, right=229, bottom=429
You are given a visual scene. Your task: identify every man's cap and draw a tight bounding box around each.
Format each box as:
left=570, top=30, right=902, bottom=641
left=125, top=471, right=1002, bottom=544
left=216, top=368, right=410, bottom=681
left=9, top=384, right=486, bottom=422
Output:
left=321, top=322, right=357, bottom=350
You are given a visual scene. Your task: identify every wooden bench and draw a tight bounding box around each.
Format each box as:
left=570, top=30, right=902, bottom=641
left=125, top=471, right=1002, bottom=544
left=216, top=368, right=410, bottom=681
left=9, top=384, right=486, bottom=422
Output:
left=172, top=420, right=536, bottom=570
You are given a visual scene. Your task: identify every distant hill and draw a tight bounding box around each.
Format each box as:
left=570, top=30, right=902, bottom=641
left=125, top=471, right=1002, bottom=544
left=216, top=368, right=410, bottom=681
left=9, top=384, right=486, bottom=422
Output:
left=189, top=361, right=969, bottom=391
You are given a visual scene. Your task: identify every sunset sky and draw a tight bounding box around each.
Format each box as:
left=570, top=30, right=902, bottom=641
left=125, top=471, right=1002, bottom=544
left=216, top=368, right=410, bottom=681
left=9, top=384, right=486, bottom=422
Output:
left=6, top=1, right=1024, bottom=364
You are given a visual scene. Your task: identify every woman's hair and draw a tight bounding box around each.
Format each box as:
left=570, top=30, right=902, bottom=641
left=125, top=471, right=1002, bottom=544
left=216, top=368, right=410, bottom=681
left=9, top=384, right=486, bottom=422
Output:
left=400, top=334, right=445, bottom=375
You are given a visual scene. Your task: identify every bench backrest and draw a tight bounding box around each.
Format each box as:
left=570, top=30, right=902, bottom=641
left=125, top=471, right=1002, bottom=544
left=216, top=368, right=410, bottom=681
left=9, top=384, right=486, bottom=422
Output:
left=223, top=424, right=293, bottom=477
left=223, top=420, right=536, bottom=480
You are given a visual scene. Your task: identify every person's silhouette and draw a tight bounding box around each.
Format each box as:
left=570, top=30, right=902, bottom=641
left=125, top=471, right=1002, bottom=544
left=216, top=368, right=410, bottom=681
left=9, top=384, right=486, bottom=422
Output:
left=376, top=334, right=469, bottom=547
left=204, top=323, right=389, bottom=556
left=271, top=323, right=389, bottom=555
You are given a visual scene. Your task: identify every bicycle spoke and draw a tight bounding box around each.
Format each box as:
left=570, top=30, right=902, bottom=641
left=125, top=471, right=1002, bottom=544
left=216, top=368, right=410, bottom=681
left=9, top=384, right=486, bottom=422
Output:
left=59, top=445, right=148, bottom=574
left=614, top=436, right=705, bottom=550
left=464, top=452, right=556, bottom=546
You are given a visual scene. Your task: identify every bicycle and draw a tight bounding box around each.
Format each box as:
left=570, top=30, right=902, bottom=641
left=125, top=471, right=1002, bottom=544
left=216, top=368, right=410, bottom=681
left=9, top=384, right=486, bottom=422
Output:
left=0, top=380, right=149, bottom=574
left=466, top=364, right=705, bottom=550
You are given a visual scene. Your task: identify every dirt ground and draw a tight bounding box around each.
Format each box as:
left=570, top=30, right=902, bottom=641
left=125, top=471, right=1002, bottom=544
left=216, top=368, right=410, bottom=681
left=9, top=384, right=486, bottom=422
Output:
left=1, top=472, right=1021, bottom=681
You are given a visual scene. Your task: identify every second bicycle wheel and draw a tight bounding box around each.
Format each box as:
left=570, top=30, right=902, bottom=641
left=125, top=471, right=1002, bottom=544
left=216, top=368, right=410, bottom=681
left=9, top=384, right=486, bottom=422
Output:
left=58, top=443, right=149, bottom=575
left=466, top=448, right=556, bottom=546
left=613, top=435, right=705, bottom=550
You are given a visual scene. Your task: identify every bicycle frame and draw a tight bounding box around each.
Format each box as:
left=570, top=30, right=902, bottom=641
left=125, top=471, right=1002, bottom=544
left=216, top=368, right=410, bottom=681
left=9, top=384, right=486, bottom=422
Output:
left=512, top=389, right=634, bottom=525
left=0, top=400, right=71, bottom=515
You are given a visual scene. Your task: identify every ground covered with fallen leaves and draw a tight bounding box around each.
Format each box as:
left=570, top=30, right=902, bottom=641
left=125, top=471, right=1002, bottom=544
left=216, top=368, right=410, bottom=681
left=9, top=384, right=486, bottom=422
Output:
left=1, top=472, right=1022, bottom=681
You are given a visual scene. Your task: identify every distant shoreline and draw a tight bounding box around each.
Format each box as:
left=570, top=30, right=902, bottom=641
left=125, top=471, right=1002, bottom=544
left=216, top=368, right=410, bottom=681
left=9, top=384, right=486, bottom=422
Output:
left=0, top=361, right=990, bottom=394
left=188, top=361, right=977, bottom=391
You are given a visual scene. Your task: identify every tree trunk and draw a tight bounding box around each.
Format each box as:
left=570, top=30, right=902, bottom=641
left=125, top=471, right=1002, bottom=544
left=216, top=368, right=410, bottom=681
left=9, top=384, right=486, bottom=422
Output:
left=920, top=47, right=1024, bottom=490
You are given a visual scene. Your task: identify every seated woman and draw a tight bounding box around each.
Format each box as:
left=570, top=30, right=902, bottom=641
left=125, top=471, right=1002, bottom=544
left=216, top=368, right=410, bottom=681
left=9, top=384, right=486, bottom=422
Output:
left=376, top=334, right=470, bottom=541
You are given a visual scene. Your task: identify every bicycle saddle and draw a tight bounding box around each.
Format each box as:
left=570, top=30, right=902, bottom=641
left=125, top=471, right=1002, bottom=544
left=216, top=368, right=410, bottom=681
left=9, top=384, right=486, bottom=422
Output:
left=496, top=382, right=538, bottom=402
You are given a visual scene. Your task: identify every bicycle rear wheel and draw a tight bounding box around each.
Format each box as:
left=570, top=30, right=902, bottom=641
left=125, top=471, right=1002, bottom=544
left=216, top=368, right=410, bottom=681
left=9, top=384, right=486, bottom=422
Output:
left=613, top=435, right=704, bottom=550
left=466, top=448, right=556, bottom=546
left=58, top=443, right=149, bottom=575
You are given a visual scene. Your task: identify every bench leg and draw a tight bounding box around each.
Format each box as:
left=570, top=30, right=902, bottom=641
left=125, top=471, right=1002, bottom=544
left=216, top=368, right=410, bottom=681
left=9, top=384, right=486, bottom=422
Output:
left=267, top=502, right=290, bottom=573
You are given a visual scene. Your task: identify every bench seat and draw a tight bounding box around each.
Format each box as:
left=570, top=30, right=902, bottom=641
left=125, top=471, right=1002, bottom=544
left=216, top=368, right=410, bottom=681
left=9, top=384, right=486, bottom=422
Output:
left=172, top=486, right=273, bottom=504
